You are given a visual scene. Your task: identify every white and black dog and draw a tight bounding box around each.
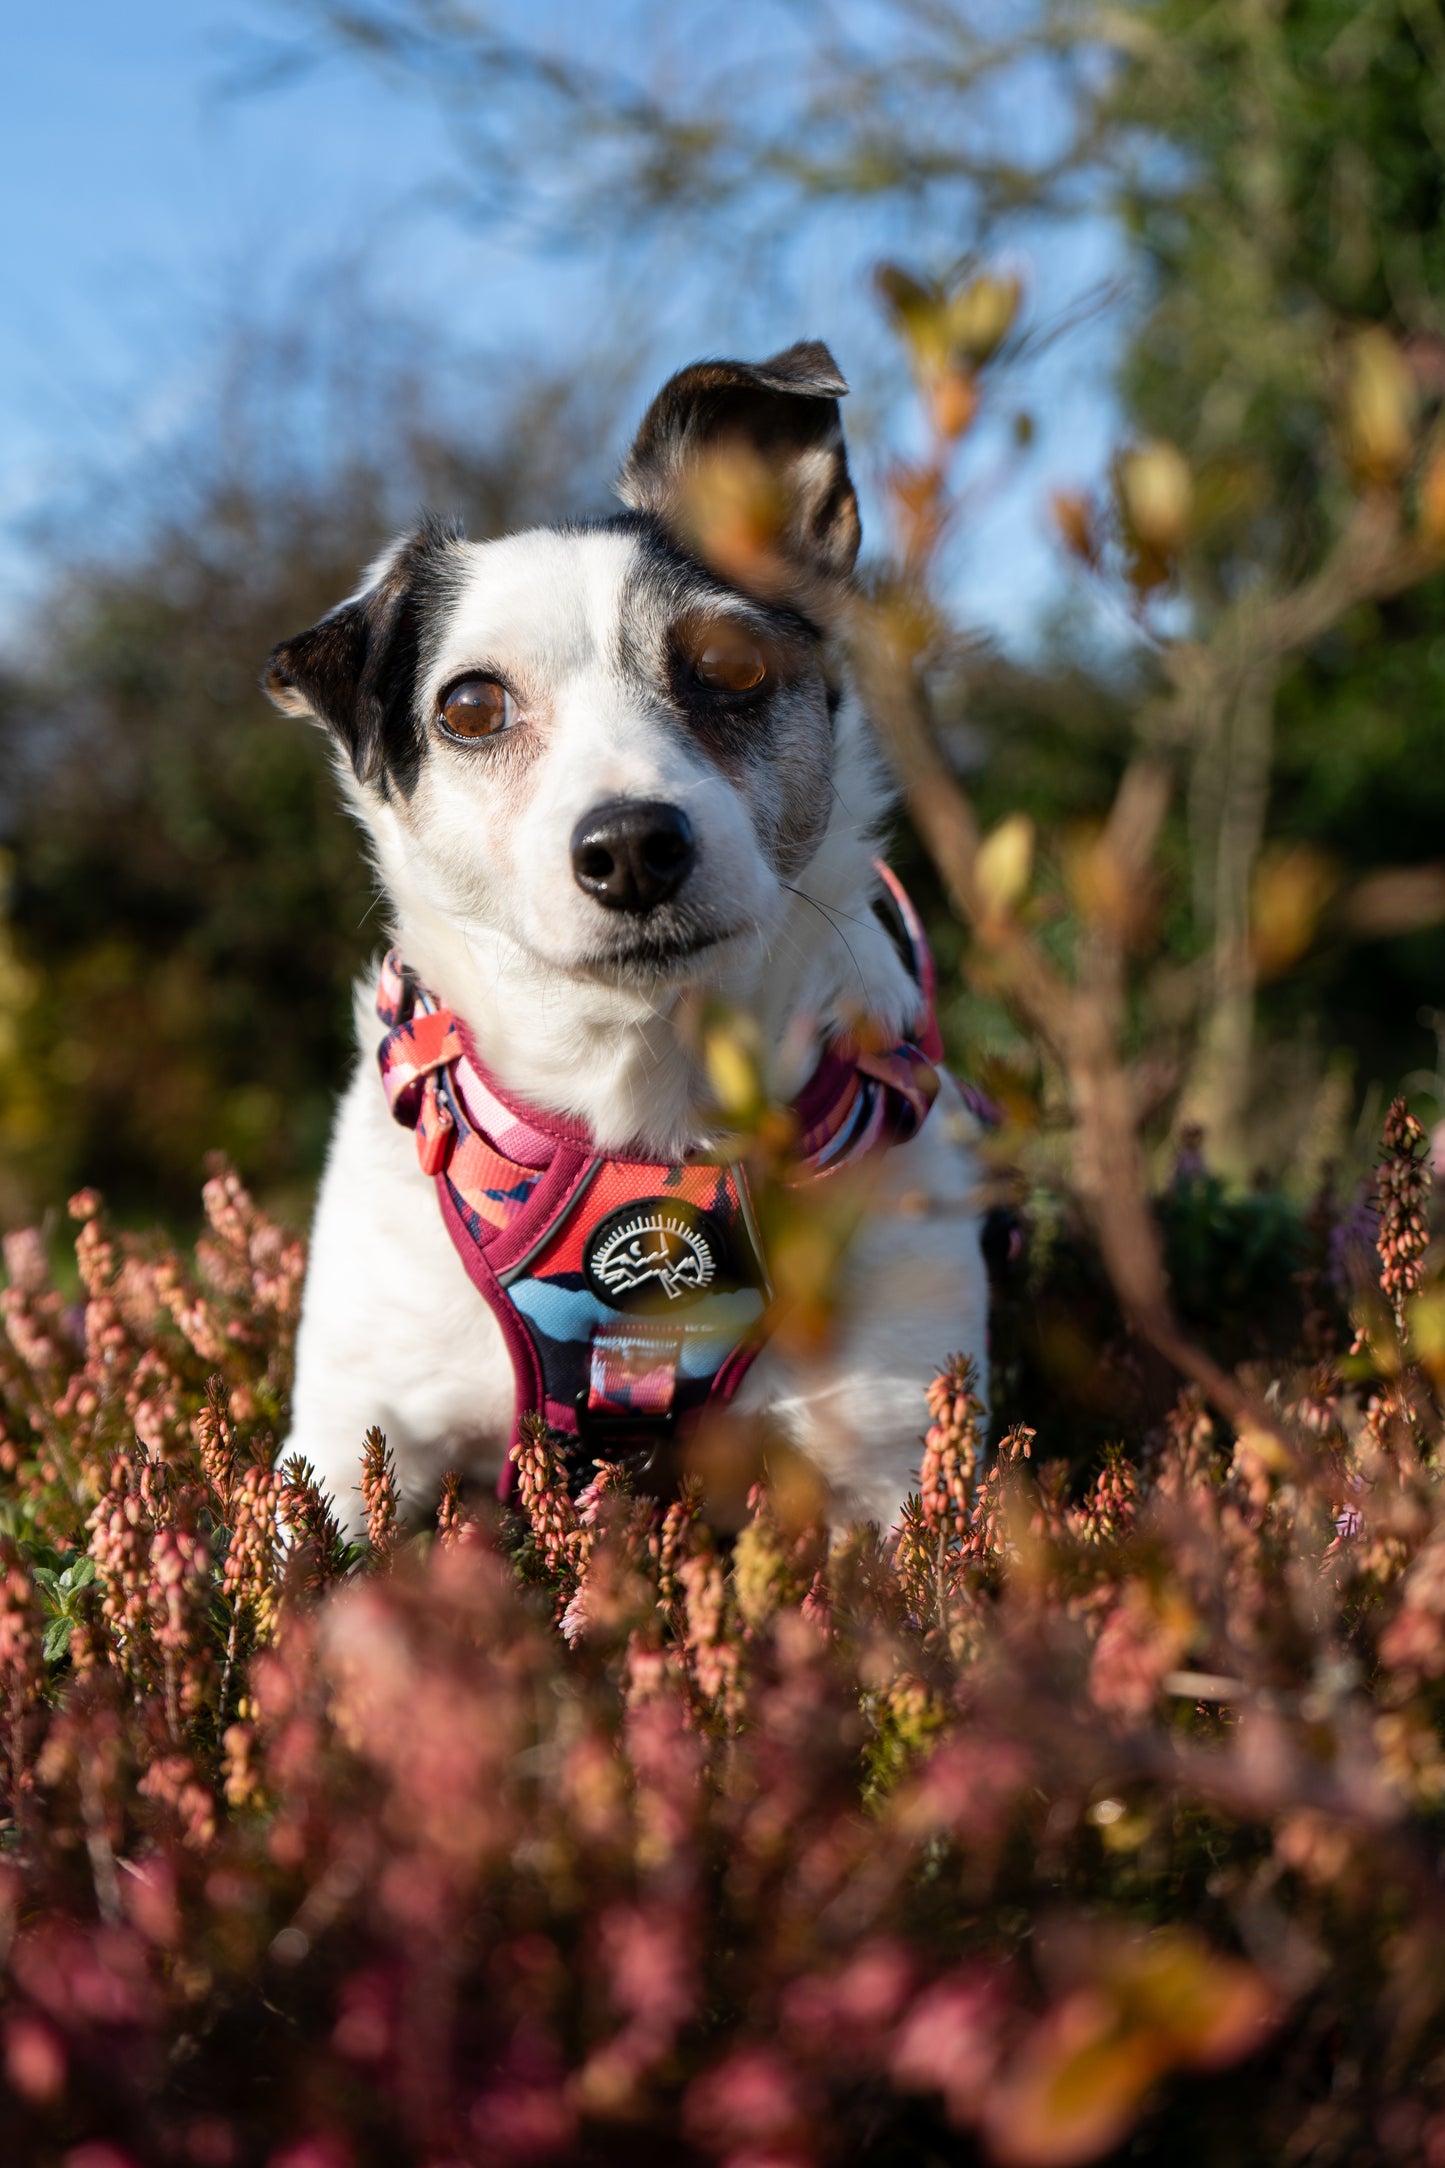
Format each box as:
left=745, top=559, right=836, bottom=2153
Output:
left=264, top=341, right=989, bottom=1537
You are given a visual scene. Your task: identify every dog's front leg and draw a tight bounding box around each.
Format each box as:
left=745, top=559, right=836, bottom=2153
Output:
left=740, top=1075, right=991, bottom=1531
left=286, top=1060, right=515, bottom=1537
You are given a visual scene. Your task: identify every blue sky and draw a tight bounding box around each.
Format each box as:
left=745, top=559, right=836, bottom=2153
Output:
left=1, top=3, right=1125, bottom=652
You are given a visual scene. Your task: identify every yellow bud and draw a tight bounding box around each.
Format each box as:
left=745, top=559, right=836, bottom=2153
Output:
left=1117, top=440, right=1194, bottom=554
left=1250, top=845, right=1338, bottom=981
left=1062, top=822, right=1133, bottom=938
left=1234, top=1426, right=1292, bottom=1478
left=975, top=813, right=1035, bottom=922
left=674, top=444, right=792, bottom=595
left=703, top=1022, right=762, bottom=1119
left=1410, top=1288, right=1445, bottom=1385
left=874, top=264, right=951, bottom=378
left=1343, top=329, right=1417, bottom=485
left=945, top=272, right=1021, bottom=366
left=771, top=1221, right=838, bottom=1304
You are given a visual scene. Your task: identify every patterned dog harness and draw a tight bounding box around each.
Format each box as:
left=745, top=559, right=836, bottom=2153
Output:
left=376, top=866, right=945, bottom=1490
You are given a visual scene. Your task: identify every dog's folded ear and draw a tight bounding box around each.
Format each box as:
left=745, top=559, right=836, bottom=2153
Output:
left=262, top=519, right=458, bottom=793
left=618, top=340, right=860, bottom=598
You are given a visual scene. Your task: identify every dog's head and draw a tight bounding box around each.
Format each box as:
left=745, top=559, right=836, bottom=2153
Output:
left=264, top=342, right=866, bottom=991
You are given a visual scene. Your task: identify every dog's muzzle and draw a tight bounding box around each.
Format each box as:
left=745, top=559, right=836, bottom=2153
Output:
left=570, top=799, right=696, bottom=914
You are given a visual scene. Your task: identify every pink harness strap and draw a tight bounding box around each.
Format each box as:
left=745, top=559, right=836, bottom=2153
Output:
left=376, top=867, right=947, bottom=1489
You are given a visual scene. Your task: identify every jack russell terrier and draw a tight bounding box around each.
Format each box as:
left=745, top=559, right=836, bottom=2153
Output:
left=264, top=341, right=989, bottom=1537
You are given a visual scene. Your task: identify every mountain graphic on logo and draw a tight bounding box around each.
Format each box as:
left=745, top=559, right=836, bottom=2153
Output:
left=587, top=1209, right=718, bottom=1307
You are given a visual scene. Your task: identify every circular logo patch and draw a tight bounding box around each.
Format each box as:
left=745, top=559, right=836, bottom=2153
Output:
left=584, top=1198, right=726, bottom=1314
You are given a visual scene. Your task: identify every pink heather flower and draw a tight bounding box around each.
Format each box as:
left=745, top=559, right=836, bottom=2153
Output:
left=151, top=1523, right=209, bottom=1627
left=918, top=1353, right=985, bottom=1537
left=11, top=1920, right=152, bottom=2029
left=0, top=1562, right=43, bottom=1700
left=267, top=2142, right=353, bottom=2168
left=1089, top=1583, right=1190, bottom=1722
left=224, top=1464, right=281, bottom=1618
left=88, top=1452, right=155, bottom=1641
left=1378, top=1097, right=1432, bottom=1333
left=1070, top=1451, right=1138, bottom=1544
left=467, top=2083, right=577, bottom=2157
left=890, top=1970, right=1009, bottom=2122
left=599, top=1899, right=698, bottom=2043
left=679, top=1549, right=742, bottom=1719
left=222, top=1720, right=262, bottom=1811
left=436, top=1469, right=470, bottom=1549
left=654, top=1481, right=706, bottom=1607
left=683, top=2045, right=808, bottom=2151
left=510, top=1414, right=583, bottom=1608
left=331, top=1970, right=393, bottom=2063
left=2, top=1227, right=49, bottom=1295
left=4, top=2012, right=66, bottom=2103
left=799, top=1565, right=833, bottom=1639
left=894, top=1736, right=1032, bottom=1842
left=1, top=1285, right=62, bottom=1373
left=782, top=1940, right=914, bottom=2049
left=138, top=1752, right=217, bottom=1849
left=360, top=1428, right=398, bottom=1561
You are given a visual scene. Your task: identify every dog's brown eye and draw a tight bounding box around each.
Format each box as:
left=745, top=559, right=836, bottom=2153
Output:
left=692, top=628, right=768, bottom=694
left=439, top=677, right=512, bottom=739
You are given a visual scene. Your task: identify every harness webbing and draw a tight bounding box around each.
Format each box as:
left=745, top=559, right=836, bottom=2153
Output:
left=376, top=864, right=946, bottom=1488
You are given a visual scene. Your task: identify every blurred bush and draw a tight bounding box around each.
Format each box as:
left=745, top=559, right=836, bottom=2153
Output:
left=1107, top=0, right=1445, bottom=1139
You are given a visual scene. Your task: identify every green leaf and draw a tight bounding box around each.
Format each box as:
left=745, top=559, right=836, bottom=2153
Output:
left=42, top=1616, right=74, bottom=1664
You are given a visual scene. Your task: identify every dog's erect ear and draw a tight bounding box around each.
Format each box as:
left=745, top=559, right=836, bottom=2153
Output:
left=262, top=520, right=458, bottom=792
left=618, top=340, right=860, bottom=594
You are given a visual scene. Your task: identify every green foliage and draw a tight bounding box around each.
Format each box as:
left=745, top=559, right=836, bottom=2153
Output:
left=28, top=1555, right=97, bottom=1665
left=988, top=1153, right=1331, bottom=1470
left=1099, top=0, right=1445, bottom=1097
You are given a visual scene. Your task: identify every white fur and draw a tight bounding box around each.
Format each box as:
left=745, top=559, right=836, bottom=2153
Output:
left=285, top=527, right=990, bottom=1535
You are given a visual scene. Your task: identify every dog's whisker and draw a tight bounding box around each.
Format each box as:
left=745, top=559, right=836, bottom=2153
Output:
left=777, top=881, right=870, bottom=1009
left=356, top=886, right=390, bottom=934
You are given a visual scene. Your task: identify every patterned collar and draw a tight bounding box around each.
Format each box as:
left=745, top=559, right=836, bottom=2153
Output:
left=375, top=863, right=949, bottom=1240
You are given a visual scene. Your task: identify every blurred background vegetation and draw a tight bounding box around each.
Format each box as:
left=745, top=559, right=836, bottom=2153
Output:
left=4, top=0, right=1445, bottom=1230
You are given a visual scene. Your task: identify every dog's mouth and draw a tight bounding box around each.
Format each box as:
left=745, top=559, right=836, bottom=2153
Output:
left=576, top=918, right=751, bottom=979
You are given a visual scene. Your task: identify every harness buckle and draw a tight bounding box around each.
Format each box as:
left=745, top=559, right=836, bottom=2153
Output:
left=572, top=1391, right=676, bottom=1476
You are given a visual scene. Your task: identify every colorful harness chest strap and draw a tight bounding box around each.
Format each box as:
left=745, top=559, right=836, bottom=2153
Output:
left=376, top=865, right=944, bottom=1490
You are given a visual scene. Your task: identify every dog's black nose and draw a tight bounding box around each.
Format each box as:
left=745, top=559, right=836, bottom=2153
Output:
left=570, top=800, right=696, bottom=914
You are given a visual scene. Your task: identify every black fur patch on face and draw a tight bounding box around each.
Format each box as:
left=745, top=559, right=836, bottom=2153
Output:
left=615, top=516, right=827, bottom=764
left=262, top=516, right=463, bottom=797
left=618, top=341, right=861, bottom=594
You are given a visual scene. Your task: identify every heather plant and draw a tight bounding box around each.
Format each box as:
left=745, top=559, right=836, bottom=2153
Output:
left=4, top=91, right=1443, bottom=2167
left=0, top=1113, right=1440, bottom=2164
